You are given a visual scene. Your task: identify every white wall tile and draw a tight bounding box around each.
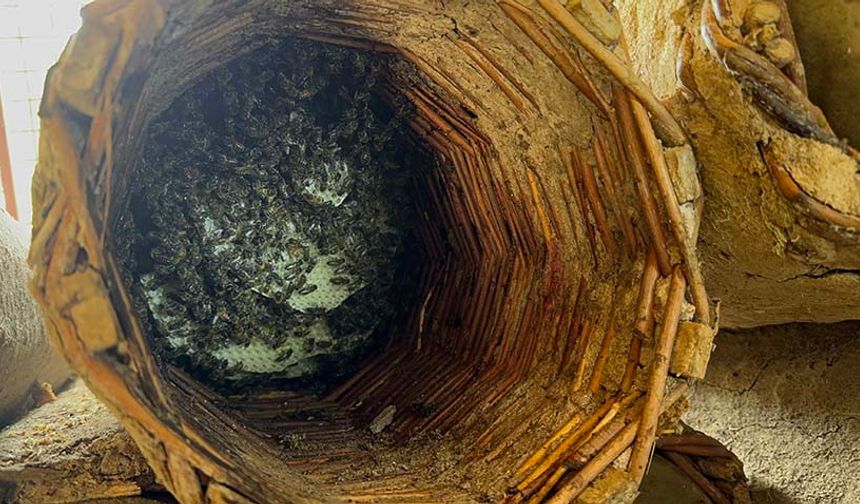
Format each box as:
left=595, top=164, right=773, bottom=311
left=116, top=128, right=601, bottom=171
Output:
left=0, top=0, right=89, bottom=223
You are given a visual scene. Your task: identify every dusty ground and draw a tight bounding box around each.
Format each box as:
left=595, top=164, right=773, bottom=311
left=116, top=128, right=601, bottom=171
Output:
left=684, top=321, right=860, bottom=503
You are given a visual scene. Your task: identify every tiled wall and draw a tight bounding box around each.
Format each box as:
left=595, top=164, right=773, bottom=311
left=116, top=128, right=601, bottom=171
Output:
left=0, top=0, right=88, bottom=224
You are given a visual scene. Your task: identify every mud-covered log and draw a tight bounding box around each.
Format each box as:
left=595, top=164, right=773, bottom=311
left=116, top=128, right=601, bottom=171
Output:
left=619, top=0, right=860, bottom=328
left=0, top=381, right=157, bottom=503
left=0, top=210, right=69, bottom=426
left=23, top=0, right=860, bottom=501
left=29, top=1, right=715, bottom=503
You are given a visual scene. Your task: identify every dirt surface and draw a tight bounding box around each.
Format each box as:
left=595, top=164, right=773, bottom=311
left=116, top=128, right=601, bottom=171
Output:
left=684, top=321, right=860, bottom=503
left=0, top=380, right=157, bottom=503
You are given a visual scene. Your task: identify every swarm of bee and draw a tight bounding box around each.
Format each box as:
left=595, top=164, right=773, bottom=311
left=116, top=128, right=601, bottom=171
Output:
left=114, top=39, right=426, bottom=392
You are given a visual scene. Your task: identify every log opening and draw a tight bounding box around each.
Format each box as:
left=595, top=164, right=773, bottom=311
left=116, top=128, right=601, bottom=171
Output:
left=30, top=1, right=709, bottom=502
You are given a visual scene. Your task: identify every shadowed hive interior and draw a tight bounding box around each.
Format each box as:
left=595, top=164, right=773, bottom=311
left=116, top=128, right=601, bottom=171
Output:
left=29, top=1, right=708, bottom=502
left=115, top=40, right=427, bottom=393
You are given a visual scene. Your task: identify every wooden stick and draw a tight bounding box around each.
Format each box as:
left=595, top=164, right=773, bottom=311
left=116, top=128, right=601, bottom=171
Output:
left=561, top=145, right=598, bottom=265
left=655, top=431, right=724, bottom=449
left=515, top=413, right=583, bottom=478
left=516, top=398, right=615, bottom=492
left=570, top=318, right=594, bottom=391
left=630, top=99, right=711, bottom=326
left=399, top=48, right=474, bottom=112
left=299, top=32, right=399, bottom=53
left=535, top=0, right=688, bottom=147
left=633, top=251, right=661, bottom=340
left=546, top=417, right=639, bottom=504
left=539, top=173, right=566, bottom=247
left=628, top=267, right=687, bottom=483
left=527, top=466, right=567, bottom=504
left=478, top=397, right=531, bottom=448
left=658, top=444, right=735, bottom=458
left=621, top=249, right=659, bottom=392
left=0, top=88, right=18, bottom=219
left=621, top=340, right=644, bottom=396
left=588, top=308, right=617, bottom=393
left=559, top=278, right=587, bottom=374
left=613, top=87, right=672, bottom=276
left=550, top=385, right=687, bottom=503
left=453, top=36, right=528, bottom=113
left=573, top=146, right=617, bottom=256
left=519, top=390, right=640, bottom=501
left=497, top=0, right=611, bottom=116
left=663, top=451, right=731, bottom=504
left=572, top=384, right=683, bottom=467
left=412, top=85, right=487, bottom=144
left=404, top=88, right=476, bottom=156
left=568, top=412, right=630, bottom=468
left=593, top=130, right=637, bottom=254
left=526, top=167, right=556, bottom=244
left=459, top=34, right=540, bottom=110
left=461, top=149, right=505, bottom=257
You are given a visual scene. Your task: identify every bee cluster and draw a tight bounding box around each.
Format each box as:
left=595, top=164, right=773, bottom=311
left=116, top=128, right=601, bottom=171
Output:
left=114, top=39, right=426, bottom=393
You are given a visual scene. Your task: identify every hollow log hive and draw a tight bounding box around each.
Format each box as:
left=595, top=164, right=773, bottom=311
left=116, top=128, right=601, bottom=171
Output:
left=30, top=0, right=853, bottom=502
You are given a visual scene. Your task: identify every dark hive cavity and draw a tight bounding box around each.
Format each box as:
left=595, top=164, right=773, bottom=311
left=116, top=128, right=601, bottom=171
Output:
left=114, top=39, right=428, bottom=393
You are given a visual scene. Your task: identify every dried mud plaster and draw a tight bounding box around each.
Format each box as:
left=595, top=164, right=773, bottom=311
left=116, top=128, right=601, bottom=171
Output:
left=0, top=212, right=69, bottom=426
left=619, top=0, right=860, bottom=328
